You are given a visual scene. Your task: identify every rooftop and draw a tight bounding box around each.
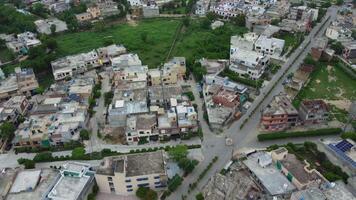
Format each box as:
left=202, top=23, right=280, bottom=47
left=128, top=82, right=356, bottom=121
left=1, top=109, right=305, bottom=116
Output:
left=243, top=151, right=296, bottom=196
left=97, top=150, right=166, bottom=177
left=9, top=170, right=41, bottom=193
left=263, top=93, right=298, bottom=116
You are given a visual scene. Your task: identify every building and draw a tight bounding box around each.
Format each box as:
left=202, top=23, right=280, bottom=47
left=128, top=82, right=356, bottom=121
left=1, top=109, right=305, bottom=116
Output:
left=311, top=37, right=328, bottom=61
left=4, top=32, right=41, bottom=54
left=0, top=67, right=39, bottom=101
left=254, top=35, right=285, bottom=56
left=51, top=50, right=100, bottom=80
left=45, top=162, right=95, bottom=200
left=243, top=151, right=296, bottom=197
left=2, top=95, right=29, bottom=116
left=97, top=0, right=121, bottom=17
left=261, top=93, right=299, bottom=131
left=342, top=40, right=356, bottom=61
left=298, top=100, right=329, bottom=125
left=95, top=151, right=168, bottom=196
left=125, top=113, right=158, bottom=143
left=143, top=5, right=159, bottom=18
left=271, top=147, right=327, bottom=190
left=328, top=139, right=356, bottom=169
left=195, top=0, right=209, bottom=16
left=97, top=44, right=127, bottom=64
left=325, top=25, right=353, bottom=42
left=212, top=89, right=240, bottom=109
left=279, top=19, right=311, bottom=33
left=290, top=187, right=326, bottom=200
left=34, top=18, right=68, bottom=35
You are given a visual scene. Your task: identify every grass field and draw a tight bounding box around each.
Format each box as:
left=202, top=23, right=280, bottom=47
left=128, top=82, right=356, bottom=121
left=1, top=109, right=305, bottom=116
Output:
left=173, top=20, right=247, bottom=62
left=0, top=48, right=14, bottom=63
left=293, top=61, right=356, bottom=108
left=55, top=19, right=181, bottom=68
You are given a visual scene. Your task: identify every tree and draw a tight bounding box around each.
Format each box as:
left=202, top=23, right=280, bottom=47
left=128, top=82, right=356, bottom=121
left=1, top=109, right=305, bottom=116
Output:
left=18, top=158, right=35, bottom=169
left=80, top=129, right=90, bottom=140
left=231, top=14, right=245, bottom=27
left=71, top=147, right=86, bottom=159
left=35, top=86, right=45, bottom=94
left=336, top=0, right=344, bottom=5
left=30, top=3, right=49, bottom=18
left=33, top=152, right=53, bottom=162
left=94, top=21, right=105, bottom=32
left=206, top=12, right=218, bottom=21
left=44, top=38, right=58, bottom=51
left=182, top=17, right=190, bottom=27
left=200, top=18, right=211, bottom=30
left=104, top=91, right=114, bottom=106
left=136, top=187, right=157, bottom=200
left=0, top=122, right=15, bottom=140
left=50, top=24, right=56, bottom=34
left=352, top=30, right=356, bottom=40
left=308, top=2, right=317, bottom=8
left=168, top=145, right=188, bottom=162
left=196, top=193, right=204, bottom=200
left=330, top=41, right=344, bottom=55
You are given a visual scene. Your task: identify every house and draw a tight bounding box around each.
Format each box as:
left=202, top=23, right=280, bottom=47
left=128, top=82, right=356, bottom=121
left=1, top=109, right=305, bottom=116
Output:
left=325, top=25, right=353, bottom=42
left=279, top=19, right=311, bottom=33
left=211, top=0, right=245, bottom=19
left=125, top=114, right=158, bottom=143
left=342, top=40, right=356, bottom=61
left=95, top=151, right=168, bottom=196
left=327, top=139, right=356, bottom=169
left=298, top=100, right=329, bottom=125
left=0, top=67, right=39, bottom=101
left=111, top=53, right=142, bottom=69
left=229, top=49, right=269, bottom=80
left=243, top=151, right=296, bottom=197
left=212, top=89, right=240, bottom=109
left=289, top=6, right=318, bottom=22
left=195, top=0, right=209, bottom=16
left=34, top=18, right=68, bottom=35
left=49, top=1, right=71, bottom=13
left=97, top=0, right=120, bottom=17
left=254, top=35, right=285, bottom=56
left=97, top=44, right=127, bottom=64
left=261, top=93, right=299, bottom=131
left=45, top=162, right=95, bottom=200
left=271, top=147, right=328, bottom=190
left=2, top=95, right=29, bottom=116
left=143, top=5, right=159, bottom=18
left=5, top=32, right=41, bottom=54
left=311, top=37, right=328, bottom=61
left=75, top=12, right=93, bottom=22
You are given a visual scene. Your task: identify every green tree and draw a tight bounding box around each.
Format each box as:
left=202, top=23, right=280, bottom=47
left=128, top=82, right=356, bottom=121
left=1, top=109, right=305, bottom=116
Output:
left=336, top=0, right=344, bottom=5
left=31, top=3, right=49, bottom=18
left=44, top=38, right=58, bottom=51
left=206, top=12, right=219, bottom=21
left=104, top=91, right=114, bottom=106
left=33, top=152, right=53, bottom=162
left=196, top=193, right=204, bottom=200
left=232, top=14, right=245, bottom=27
left=71, top=147, right=86, bottom=159
left=35, top=86, right=45, bottom=94
left=168, top=145, right=188, bottom=162
left=80, top=129, right=90, bottom=140
left=330, top=41, right=344, bottom=55
left=136, top=187, right=158, bottom=200
left=50, top=24, right=56, bottom=34
left=94, top=21, right=105, bottom=32
left=182, top=17, right=190, bottom=27
left=0, top=122, right=15, bottom=140
left=18, top=158, right=35, bottom=169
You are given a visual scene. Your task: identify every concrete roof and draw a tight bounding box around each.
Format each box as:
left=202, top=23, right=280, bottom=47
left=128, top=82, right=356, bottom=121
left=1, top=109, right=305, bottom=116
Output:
left=10, top=170, right=41, bottom=193
left=243, top=151, right=296, bottom=196
left=47, top=175, right=91, bottom=200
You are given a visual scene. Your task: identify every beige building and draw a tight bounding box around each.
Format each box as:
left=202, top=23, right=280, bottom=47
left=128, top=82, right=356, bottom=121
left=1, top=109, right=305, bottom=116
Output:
left=95, top=151, right=167, bottom=196
left=147, top=57, right=186, bottom=86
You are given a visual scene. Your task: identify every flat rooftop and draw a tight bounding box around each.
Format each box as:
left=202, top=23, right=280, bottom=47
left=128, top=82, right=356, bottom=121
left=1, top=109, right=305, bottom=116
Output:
left=9, top=170, right=41, bottom=193
left=47, top=174, right=91, bottom=200
left=243, top=152, right=296, bottom=196
left=6, top=169, right=58, bottom=200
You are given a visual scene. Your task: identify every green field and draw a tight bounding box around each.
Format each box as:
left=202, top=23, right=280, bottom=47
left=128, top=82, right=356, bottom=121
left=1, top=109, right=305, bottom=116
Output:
left=293, top=61, right=356, bottom=107
left=0, top=48, right=15, bottom=63
left=55, top=19, right=181, bottom=68
left=173, top=20, right=248, bottom=62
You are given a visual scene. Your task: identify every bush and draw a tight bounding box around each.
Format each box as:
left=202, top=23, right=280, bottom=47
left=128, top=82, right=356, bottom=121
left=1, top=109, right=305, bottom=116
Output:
left=257, top=128, right=342, bottom=141
left=18, top=158, right=35, bottom=169
left=33, top=152, right=54, bottom=162
left=183, top=91, right=195, bottom=101
left=136, top=187, right=158, bottom=200
left=168, top=174, right=183, bottom=192
left=341, top=132, right=356, bottom=142
left=220, top=69, right=263, bottom=88
left=71, top=147, right=86, bottom=160
left=80, top=129, right=90, bottom=140
left=196, top=193, right=204, bottom=200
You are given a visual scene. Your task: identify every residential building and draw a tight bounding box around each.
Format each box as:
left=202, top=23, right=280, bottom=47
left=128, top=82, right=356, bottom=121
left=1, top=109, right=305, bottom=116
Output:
left=5, top=32, right=41, bottom=54
left=0, top=67, right=39, bottom=101
left=97, top=0, right=120, bottom=17
left=143, top=5, right=159, bottom=18
left=195, top=0, right=209, bottom=16
left=45, top=162, right=95, bottom=200
left=212, top=89, right=240, bottom=109
left=254, top=35, right=285, bottom=56
left=342, top=40, right=356, bottom=61
left=298, top=100, right=329, bottom=124
left=97, top=44, right=127, bottom=64
left=49, top=1, right=71, bottom=13
left=311, top=37, right=328, bottom=61
left=111, top=53, right=142, bottom=69
left=2, top=96, right=29, bottom=116
left=34, top=18, right=68, bottom=35
left=125, top=113, right=158, bottom=143
left=229, top=49, right=269, bottom=80
left=271, top=147, right=327, bottom=190
left=325, top=25, right=353, bottom=42
left=243, top=151, right=296, bottom=197
left=75, top=12, right=93, bottom=22
left=211, top=0, right=244, bottom=19
left=279, top=19, right=311, bottom=33
left=261, top=93, right=299, bottom=131
left=95, top=151, right=168, bottom=195
left=51, top=50, right=100, bottom=80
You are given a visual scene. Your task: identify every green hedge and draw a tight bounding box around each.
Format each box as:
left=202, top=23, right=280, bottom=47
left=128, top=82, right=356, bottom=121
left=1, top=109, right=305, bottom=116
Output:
left=257, top=128, right=342, bottom=141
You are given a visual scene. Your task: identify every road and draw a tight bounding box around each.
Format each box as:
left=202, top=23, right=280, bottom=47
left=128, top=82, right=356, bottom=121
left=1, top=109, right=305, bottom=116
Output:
left=167, top=6, right=338, bottom=200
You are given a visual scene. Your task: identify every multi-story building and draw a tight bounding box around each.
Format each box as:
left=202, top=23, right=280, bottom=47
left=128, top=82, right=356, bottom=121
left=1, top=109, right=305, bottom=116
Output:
left=261, top=93, right=299, bottom=131
left=4, top=32, right=41, bottom=54
left=254, top=35, right=285, bottom=56
left=95, top=151, right=168, bottom=196
left=342, top=41, right=356, bottom=60
left=2, top=96, right=29, bottom=116
left=125, top=113, right=158, bottom=143
left=325, top=25, right=353, bottom=42
left=298, top=100, right=329, bottom=125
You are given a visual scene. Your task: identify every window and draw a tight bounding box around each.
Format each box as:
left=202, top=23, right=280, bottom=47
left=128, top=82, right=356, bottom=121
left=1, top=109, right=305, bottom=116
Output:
left=126, top=185, right=132, bottom=188
left=154, top=181, right=161, bottom=185
left=107, top=177, right=113, bottom=181
left=109, top=182, right=114, bottom=187
left=127, top=189, right=133, bottom=192
left=110, top=187, right=116, bottom=192
left=154, top=176, right=160, bottom=179
left=137, top=183, right=149, bottom=187
left=125, top=179, right=131, bottom=183
left=136, top=177, right=148, bottom=181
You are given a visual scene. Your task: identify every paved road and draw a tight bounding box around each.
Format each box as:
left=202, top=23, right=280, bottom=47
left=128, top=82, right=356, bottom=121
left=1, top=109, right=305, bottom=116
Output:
left=168, top=6, right=339, bottom=200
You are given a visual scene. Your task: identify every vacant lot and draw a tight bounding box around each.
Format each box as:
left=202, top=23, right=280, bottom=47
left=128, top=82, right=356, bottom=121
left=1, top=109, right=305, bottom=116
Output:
left=294, top=61, right=356, bottom=108
left=55, top=19, right=180, bottom=68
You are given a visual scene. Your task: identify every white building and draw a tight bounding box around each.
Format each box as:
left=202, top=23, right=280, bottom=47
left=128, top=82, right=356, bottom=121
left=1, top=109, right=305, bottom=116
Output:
left=325, top=25, right=353, bottom=42
left=34, top=18, right=68, bottom=35
left=254, top=35, right=285, bottom=56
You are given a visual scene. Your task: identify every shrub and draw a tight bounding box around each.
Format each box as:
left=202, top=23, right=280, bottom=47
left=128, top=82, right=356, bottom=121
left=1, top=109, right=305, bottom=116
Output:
left=219, top=69, right=263, bottom=88
left=183, top=91, right=195, bottom=101
left=257, top=128, right=342, bottom=141
left=18, top=158, right=35, bottom=169
left=80, top=129, right=90, bottom=140
left=136, top=187, right=158, bottom=200
left=168, top=174, right=183, bottom=192
left=33, top=152, right=54, bottom=162
left=71, top=147, right=86, bottom=160
left=341, top=132, right=356, bottom=142
left=196, top=193, right=204, bottom=200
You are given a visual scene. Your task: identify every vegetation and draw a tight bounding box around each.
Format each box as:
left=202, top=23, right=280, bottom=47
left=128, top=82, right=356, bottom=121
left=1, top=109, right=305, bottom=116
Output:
left=17, top=158, right=35, bottom=169
left=341, top=132, right=356, bottom=142
left=330, top=41, right=344, bottom=55
left=104, top=91, right=114, bottom=106
left=196, top=193, right=204, bottom=200
left=274, top=32, right=304, bottom=56
left=80, top=129, right=91, bottom=141
left=168, top=174, right=183, bottom=192
left=0, top=4, right=36, bottom=34
left=15, top=140, right=83, bottom=153
left=187, top=62, right=207, bottom=82
left=257, top=128, right=342, bottom=141
left=54, top=19, right=180, bottom=68
left=220, top=69, right=263, bottom=88
left=183, top=91, right=195, bottom=101
left=71, top=147, right=86, bottom=160
left=0, top=122, right=15, bottom=140
left=284, top=142, right=349, bottom=183
left=169, top=145, right=198, bottom=175
left=189, top=157, right=218, bottom=192
left=33, top=152, right=54, bottom=162
left=136, top=187, right=158, bottom=200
